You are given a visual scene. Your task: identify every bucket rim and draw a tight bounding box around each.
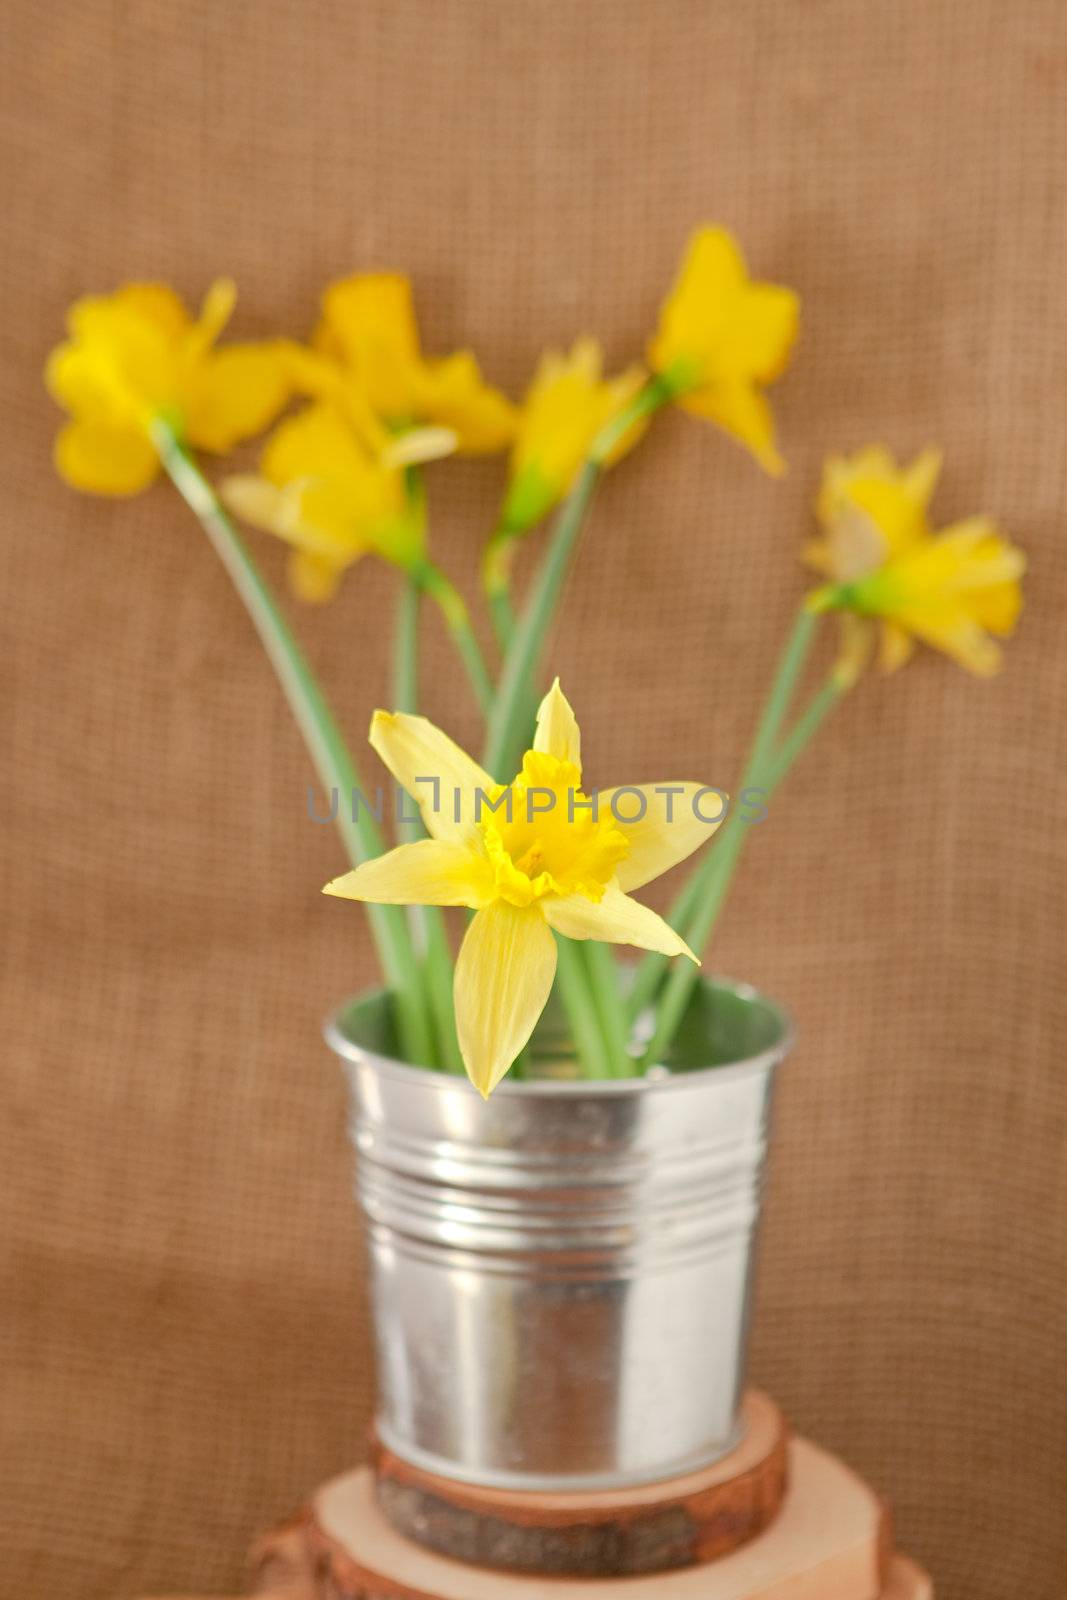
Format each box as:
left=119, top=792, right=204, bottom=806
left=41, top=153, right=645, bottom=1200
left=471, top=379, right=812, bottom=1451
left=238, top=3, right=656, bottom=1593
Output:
left=324, top=973, right=794, bottom=1098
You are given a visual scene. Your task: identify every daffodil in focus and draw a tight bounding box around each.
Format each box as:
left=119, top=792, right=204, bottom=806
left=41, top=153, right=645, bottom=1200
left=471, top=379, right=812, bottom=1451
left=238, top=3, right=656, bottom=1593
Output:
left=499, top=340, right=648, bottom=534
left=46, top=280, right=291, bottom=495
left=648, top=226, right=799, bottom=475
left=222, top=401, right=421, bottom=602
left=296, top=272, right=517, bottom=456
left=325, top=681, right=718, bottom=1097
left=806, top=446, right=1025, bottom=676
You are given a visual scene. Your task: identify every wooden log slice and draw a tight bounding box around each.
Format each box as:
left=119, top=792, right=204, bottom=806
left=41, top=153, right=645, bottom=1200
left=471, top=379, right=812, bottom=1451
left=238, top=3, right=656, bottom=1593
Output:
left=285, top=1437, right=896, bottom=1600
left=369, top=1389, right=788, bottom=1577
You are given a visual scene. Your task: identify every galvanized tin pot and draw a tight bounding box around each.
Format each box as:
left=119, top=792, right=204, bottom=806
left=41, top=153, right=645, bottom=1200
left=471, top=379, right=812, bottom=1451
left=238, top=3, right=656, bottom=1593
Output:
left=326, top=974, right=791, bottom=1492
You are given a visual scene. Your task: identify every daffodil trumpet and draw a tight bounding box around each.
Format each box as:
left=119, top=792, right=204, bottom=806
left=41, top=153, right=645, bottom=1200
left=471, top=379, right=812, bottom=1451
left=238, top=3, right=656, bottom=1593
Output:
left=324, top=680, right=719, bottom=1097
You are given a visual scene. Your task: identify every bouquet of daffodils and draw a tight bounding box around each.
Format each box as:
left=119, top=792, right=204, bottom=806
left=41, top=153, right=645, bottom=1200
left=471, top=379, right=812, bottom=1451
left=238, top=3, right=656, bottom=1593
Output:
left=47, top=229, right=1025, bottom=1097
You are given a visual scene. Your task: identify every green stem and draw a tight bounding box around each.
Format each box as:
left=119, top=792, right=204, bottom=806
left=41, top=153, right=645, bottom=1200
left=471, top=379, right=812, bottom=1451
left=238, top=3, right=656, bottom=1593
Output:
left=482, top=526, right=544, bottom=795
left=632, top=673, right=844, bottom=1050
left=479, top=380, right=674, bottom=1080
left=484, top=495, right=638, bottom=1078
left=152, top=419, right=435, bottom=1068
left=482, top=527, right=519, bottom=654
left=581, top=941, right=632, bottom=1074
left=422, top=917, right=464, bottom=1075
left=488, top=580, right=519, bottom=656
left=763, top=676, right=844, bottom=795
left=637, top=609, right=818, bottom=1068
left=483, top=460, right=600, bottom=778
left=554, top=936, right=614, bottom=1080
left=484, top=532, right=627, bottom=1079
left=392, top=575, right=421, bottom=718
left=747, top=609, right=819, bottom=775
left=392, top=576, right=466, bottom=1076
left=483, top=379, right=670, bottom=783
left=416, top=561, right=495, bottom=718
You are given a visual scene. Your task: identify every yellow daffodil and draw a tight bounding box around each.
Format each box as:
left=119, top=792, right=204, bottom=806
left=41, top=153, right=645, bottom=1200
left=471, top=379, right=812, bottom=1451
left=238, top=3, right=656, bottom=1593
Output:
left=648, top=226, right=799, bottom=475
left=806, top=446, right=1025, bottom=675
left=500, top=339, right=649, bottom=532
left=46, top=280, right=291, bottom=495
left=324, top=681, right=719, bottom=1097
left=222, top=401, right=421, bottom=602
left=297, top=272, right=517, bottom=456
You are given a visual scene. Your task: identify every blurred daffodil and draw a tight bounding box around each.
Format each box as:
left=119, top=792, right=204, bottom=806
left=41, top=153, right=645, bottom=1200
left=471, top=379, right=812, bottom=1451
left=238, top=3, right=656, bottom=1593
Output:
left=648, top=226, right=799, bottom=475
left=499, top=340, right=648, bottom=534
left=806, top=446, right=1025, bottom=676
left=46, top=280, right=291, bottom=495
left=324, top=680, right=716, bottom=1097
left=296, top=272, right=517, bottom=456
left=222, top=401, right=421, bottom=602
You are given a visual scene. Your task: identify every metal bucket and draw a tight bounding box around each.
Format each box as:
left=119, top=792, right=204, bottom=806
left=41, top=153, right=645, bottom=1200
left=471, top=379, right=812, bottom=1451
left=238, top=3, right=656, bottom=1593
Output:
left=326, top=974, right=791, bottom=1492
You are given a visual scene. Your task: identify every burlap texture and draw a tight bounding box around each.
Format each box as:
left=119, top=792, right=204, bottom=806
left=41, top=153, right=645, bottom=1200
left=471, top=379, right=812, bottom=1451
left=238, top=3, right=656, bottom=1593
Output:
left=3, top=3, right=1065, bottom=1596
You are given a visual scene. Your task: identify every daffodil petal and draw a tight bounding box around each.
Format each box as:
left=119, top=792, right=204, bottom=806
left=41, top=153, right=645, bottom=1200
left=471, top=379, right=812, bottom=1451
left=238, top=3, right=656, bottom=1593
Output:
left=969, top=582, right=1023, bottom=636
left=719, top=284, right=800, bottom=383
left=220, top=474, right=290, bottom=534
left=903, top=448, right=943, bottom=512
left=802, top=536, right=834, bottom=577
left=533, top=678, right=581, bottom=768
left=66, top=283, right=189, bottom=345
left=288, top=549, right=346, bottom=602
left=107, top=283, right=190, bottom=337
left=597, top=784, right=720, bottom=892
left=317, top=273, right=422, bottom=420
left=542, top=881, right=697, bottom=962
left=261, top=401, right=367, bottom=487
left=384, top=426, right=459, bottom=468
left=655, top=226, right=748, bottom=347
left=54, top=419, right=160, bottom=496
left=369, top=710, right=495, bottom=845
left=323, top=839, right=491, bottom=907
left=195, top=278, right=237, bottom=347
left=46, top=342, right=118, bottom=420
left=321, top=273, right=421, bottom=368
left=182, top=343, right=292, bottom=453
left=679, top=380, right=784, bottom=475
left=834, top=613, right=876, bottom=685
left=283, top=341, right=345, bottom=398
left=454, top=902, right=558, bottom=1097
left=416, top=350, right=517, bottom=454
left=222, top=474, right=368, bottom=574
left=900, top=613, right=1003, bottom=677
left=878, top=620, right=914, bottom=674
